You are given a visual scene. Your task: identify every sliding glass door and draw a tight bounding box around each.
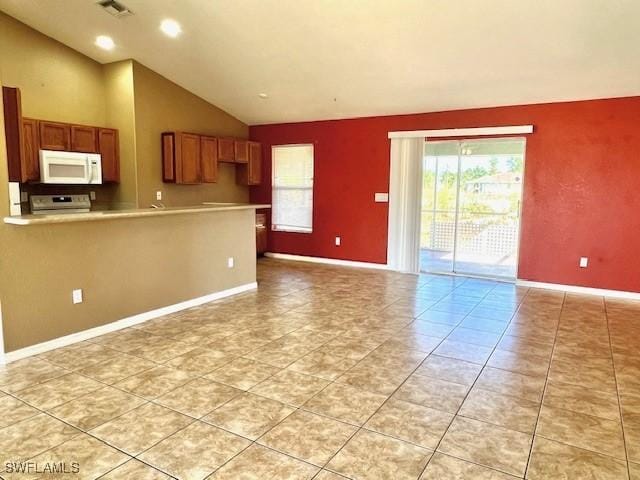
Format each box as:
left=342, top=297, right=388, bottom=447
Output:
left=420, top=138, right=525, bottom=279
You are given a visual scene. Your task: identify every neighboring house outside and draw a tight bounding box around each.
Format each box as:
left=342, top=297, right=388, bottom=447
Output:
left=465, top=172, right=522, bottom=194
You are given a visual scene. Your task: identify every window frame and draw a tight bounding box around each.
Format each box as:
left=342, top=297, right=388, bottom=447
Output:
left=271, top=143, right=315, bottom=234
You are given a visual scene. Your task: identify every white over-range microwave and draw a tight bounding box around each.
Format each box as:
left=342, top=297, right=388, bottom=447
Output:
left=39, top=150, right=103, bottom=184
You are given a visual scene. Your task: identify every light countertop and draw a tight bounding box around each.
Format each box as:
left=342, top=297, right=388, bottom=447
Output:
left=4, top=203, right=271, bottom=226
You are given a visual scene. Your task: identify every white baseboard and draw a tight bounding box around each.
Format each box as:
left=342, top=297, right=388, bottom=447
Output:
left=2, top=282, right=257, bottom=364
left=516, top=279, right=640, bottom=300
left=264, top=252, right=389, bottom=270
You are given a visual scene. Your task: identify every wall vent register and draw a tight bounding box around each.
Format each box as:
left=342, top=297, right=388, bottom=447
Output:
left=96, top=0, right=133, bottom=18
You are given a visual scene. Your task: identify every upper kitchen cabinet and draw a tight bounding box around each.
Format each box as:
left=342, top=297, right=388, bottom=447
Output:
left=70, top=125, right=98, bottom=153
left=162, top=131, right=260, bottom=185
left=2, top=86, right=121, bottom=184
left=39, top=121, right=71, bottom=151
left=162, top=131, right=202, bottom=184
left=201, top=136, right=219, bottom=183
left=2, top=87, right=40, bottom=183
left=237, top=141, right=262, bottom=186
left=218, top=137, right=235, bottom=163
left=234, top=140, right=249, bottom=164
left=98, top=128, right=120, bottom=183
left=21, top=118, right=40, bottom=182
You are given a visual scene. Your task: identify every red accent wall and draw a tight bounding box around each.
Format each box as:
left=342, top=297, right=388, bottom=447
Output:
left=250, top=97, right=640, bottom=293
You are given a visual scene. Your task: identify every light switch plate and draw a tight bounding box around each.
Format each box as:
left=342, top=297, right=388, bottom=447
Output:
left=72, top=289, right=83, bottom=304
left=156, top=191, right=162, bottom=201
left=90, top=191, right=96, bottom=201
left=374, top=192, right=389, bottom=203
left=335, top=236, right=341, bottom=246
left=227, top=257, right=234, bottom=268
left=579, top=257, right=588, bottom=268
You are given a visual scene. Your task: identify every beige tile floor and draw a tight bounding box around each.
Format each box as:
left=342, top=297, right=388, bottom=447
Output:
left=1, top=257, right=639, bottom=479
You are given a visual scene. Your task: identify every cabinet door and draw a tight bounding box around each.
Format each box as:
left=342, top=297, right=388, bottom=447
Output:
left=248, top=141, right=262, bottom=185
left=201, top=136, right=218, bottom=183
left=71, top=125, right=98, bottom=153
left=176, top=133, right=201, bottom=184
left=22, top=118, right=40, bottom=182
left=162, top=132, right=176, bottom=183
left=2, top=86, right=25, bottom=182
left=256, top=224, right=268, bottom=255
left=218, top=137, right=235, bottom=163
left=236, top=141, right=262, bottom=186
left=39, top=121, right=71, bottom=151
left=234, top=140, right=249, bottom=164
left=2, top=87, right=39, bottom=182
left=98, top=128, right=119, bottom=183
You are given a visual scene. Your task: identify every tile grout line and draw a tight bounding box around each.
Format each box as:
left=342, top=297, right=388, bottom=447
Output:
left=521, top=290, right=566, bottom=479
left=1, top=280, right=424, bottom=476
left=310, top=278, right=506, bottom=478
left=248, top=276, right=474, bottom=478
left=0, top=293, right=333, bottom=479
left=415, top=282, right=535, bottom=479
left=193, top=282, right=436, bottom=478
left=603, top=297, right=632, bottom=478
left=196, top=277, right=441, bottom=479
left=2, top=268, right=583, bottom=479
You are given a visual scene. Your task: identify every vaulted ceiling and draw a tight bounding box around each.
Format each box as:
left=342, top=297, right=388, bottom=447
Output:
left=1, top=0, right=639, bottom=125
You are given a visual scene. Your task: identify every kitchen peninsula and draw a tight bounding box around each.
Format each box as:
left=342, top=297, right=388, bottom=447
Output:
left=1, top=203, right=268, bottom=359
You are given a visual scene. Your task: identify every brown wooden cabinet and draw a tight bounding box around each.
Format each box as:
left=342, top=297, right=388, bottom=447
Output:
left=39, top=121, right=71, bottom=151
left=234, top=140, right=249, bottom=164
left=21, top=118, right=40, bottom=182
left=201, top=136, right=219, bottom=183
left=162, top=132, right=202, bottom=184
left=98, top=128, right=119, bottom=183
left=2, top=87, right=40, bottom=183
left=162, top=132, right=176, bottom=182
left=162, top=131, right=260, bottom=186
left=2, top=85, right=120, bottom=184
left=256, top=213, right=267, bottom=255
left=71, top=125, right=98, bottom=153
left=237, top=141, right=262, bottom=186
left=3, top=86, right=24, bottom=182
left=218, top=137, right=235, bottom=163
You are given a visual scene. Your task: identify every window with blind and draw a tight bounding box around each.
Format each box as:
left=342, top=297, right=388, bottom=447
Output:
left=272, top=144, right=314, bottom=233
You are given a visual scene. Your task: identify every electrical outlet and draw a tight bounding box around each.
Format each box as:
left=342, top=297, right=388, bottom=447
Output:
left=156, top=191, right=162, bottom=201
left=374, top=192, right=389, bottom=203
left=90, top=191, right=96, bottom=201
left=335, top=236, right=341, bottom=246
left=227, top=257, right=235, bottom=268
left=72, top=289, right=83, bottom=304
left=579, top=257, right=588, bottom=268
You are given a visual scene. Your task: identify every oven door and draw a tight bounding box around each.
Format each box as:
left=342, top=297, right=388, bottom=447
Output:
left=40, top=151, right=90, bottom=184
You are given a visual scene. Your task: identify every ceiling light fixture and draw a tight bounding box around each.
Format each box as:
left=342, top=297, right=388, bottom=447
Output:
left=258, top=93, right=268, bottom=99
left=95, top=35, right=115, bottom=50
left=160, top=19, right=182, bottom=38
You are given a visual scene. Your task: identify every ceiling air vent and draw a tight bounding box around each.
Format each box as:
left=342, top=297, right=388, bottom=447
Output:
left=96, top=0, right=133, bottom=18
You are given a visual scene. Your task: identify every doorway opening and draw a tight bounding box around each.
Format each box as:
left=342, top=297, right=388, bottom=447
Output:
left=420, top=137, right=526, bottom=279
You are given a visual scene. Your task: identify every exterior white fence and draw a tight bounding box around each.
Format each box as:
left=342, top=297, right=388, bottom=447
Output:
left=421, top=211, right=518, bottom=257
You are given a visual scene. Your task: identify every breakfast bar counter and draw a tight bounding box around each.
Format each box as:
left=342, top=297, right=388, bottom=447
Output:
left=1, top=201, right=266, bottom=353
left=3, top=203, right=271, bottom=225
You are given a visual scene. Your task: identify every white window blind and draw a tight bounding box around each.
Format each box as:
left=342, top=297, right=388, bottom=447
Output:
left=272, top=144, right=314, bottom=233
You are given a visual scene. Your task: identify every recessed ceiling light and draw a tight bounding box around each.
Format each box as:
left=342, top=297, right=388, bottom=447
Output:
left=95, top=35, right=115, bottom=50
left=258, top=93, right=268, bottom=99
left=160, top=19, right=182, bottom=38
